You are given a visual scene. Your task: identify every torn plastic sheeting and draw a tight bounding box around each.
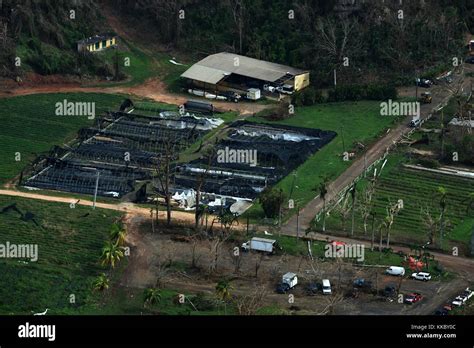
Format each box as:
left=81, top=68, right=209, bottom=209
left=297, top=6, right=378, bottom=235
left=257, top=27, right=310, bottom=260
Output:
left=172, top=189, right=196, bottom=209
left=181, top=166, right=267, bottom=181
left=234, top=129, right=318, bottom=142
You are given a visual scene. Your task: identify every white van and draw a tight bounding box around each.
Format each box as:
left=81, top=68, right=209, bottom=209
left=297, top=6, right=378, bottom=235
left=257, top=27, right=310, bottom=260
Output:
left=322, top=279, right=332, bottom=295
left=386, top=266, right=405, bottom=276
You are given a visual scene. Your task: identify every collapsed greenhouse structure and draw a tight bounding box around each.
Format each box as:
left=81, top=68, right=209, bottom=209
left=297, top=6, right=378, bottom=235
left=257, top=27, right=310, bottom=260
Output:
left=171, top=121, right=337, bottom=212
left=23, top=103, right=336, bottom=215
left=23, top=108, right=222, bottom=199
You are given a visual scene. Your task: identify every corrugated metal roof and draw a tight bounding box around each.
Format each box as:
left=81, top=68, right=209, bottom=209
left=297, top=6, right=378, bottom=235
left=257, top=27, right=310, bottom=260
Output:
left=181, top=64, right=229, bottom=85
left=181, top=52, right=307, bottom=84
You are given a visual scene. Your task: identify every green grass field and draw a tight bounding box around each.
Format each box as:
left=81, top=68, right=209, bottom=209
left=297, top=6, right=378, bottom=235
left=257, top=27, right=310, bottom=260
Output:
left=0, top=196, right=226, bottom=315
left=244, top=101, right=402, bottom=221
left=0, top=93, right=126, bottom=184
left=0, top=196, right=121, bottom=314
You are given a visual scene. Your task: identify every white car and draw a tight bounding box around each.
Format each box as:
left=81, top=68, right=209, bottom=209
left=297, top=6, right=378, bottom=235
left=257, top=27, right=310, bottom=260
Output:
left=452, top=296, right=468, bottom=307
left=263, top=84, right=277, bottom=93
left=276, top=84, right=294, bottom=95
left=463, top=288, right=473, bottom=300
left=411, top=272, right=431, bottom=281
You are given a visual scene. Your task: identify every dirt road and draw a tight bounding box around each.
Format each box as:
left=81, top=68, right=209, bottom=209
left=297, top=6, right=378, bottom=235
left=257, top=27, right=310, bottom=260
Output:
left=0, top=189, right=195, bottom=224
left=0, top=77, right=270, bottom=116
left=281, top=70, right=470, bottom=237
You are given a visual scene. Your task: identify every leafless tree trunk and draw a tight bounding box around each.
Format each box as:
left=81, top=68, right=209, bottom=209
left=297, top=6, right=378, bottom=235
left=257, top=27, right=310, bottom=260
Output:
left=154, top=137, right=174, bottom=226
left=255, top=253, right=264, bottom=278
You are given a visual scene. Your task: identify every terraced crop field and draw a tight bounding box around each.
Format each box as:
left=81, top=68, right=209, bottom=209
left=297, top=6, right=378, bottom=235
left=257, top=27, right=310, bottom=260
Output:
left=0, top=93, right=125, bottom=184
left=324, top=164, right=474, bottom=251
left=0, top=196, right=121, bottom=314
left=373, top=167, right=473, bottom=242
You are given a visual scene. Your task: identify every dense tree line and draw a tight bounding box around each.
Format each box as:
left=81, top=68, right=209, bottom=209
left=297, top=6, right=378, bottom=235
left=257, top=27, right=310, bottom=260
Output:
left=1, top=0, right=473, bottom=86
left=0, top=0, right=108, bottom=77
left=114, top=0, right=472, bottom=87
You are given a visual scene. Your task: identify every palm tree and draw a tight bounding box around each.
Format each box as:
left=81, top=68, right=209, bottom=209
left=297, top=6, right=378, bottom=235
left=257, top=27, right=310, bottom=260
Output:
left=110, top=223, right=127, bottom=246
left=143, top=288, right=162, bottom=307
left=215, top=279, right=232, bottom=301
left=93, top=273, right=109, bottom=292
left=100, top=240, right=124, bottom=269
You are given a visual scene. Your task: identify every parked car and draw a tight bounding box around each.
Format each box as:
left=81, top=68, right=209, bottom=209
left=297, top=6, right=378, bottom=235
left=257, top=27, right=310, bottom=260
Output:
left=435, top=308, right=449, bottom=316
left=404, top=292, right=423, bottom=304
left=221, top=91, right=241, bottom=103
left=443, top=304, right=454, bottom=312
left=384, top=285, right=397, bottom=297
left=306, top=282, right=322, bottom=296
left=409, top=118, right=421, bottom=128
left=276, top=84, right=294, bottom=95
left=276, top=283, right=290, bottom=294
left=462, top=288, right=473, bottom=300
left=411, top=272, right=431, bottom=281
left=416, top=78, right=433, bottom=88
left=353, top=278, right=373, bottom=289
left=386, top=266, right=405, bottom=276
left=451, top=296, right=468, bottom=307
left=465, top=56, right=474, bottom=64
left=322, top=279, right=332, bottom=295
left=263, top=84, right=277, bottom=93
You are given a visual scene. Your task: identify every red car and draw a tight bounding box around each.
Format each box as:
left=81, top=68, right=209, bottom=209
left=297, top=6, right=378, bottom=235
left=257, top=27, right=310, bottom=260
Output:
left=404, top=292, right=423, bottom=304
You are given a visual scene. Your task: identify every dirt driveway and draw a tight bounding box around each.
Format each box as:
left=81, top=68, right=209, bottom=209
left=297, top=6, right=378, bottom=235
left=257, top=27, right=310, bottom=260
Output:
left=120, top=215, right=467, bottom=315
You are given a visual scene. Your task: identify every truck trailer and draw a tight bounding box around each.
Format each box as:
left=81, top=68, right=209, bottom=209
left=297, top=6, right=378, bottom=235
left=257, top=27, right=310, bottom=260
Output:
left=241, top=237, right=278, bottom=254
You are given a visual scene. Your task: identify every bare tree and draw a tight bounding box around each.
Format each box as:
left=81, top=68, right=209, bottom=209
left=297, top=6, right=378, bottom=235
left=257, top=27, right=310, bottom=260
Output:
left=336, top=191, right=352, bottom=235
left=384, top=200, right=402, bottom=248
left=254, top=253, right=264, bottom=279
left=359, top=179, right=376, bottom=237
left=228, top=0, right=244, bottom=54
left=194, top=148, right=215, bottom=232
left=154, top=137, right=174, bottom=226
left=421, top=206, right=438, bottom=245
left=234, top=286, right=267, bottom=315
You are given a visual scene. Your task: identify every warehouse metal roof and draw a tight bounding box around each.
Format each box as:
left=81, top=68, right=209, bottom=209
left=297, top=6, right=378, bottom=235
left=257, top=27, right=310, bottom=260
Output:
left=181, top=52, right=307, bottom=84
left=181, top=65, right=230, bottom=85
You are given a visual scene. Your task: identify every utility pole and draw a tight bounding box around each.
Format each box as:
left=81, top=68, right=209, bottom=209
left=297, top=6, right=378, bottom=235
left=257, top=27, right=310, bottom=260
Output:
left=341, top=126, right=346, bottom=153
left=93, top=170, right=100, bottom=209
left=296, top=203, right=300, bottom=243
left=364, top=153, right=367, bottom=177
left=278, top=189, right=282, bottom=229
left=415, top=77, right=418, bottom=101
